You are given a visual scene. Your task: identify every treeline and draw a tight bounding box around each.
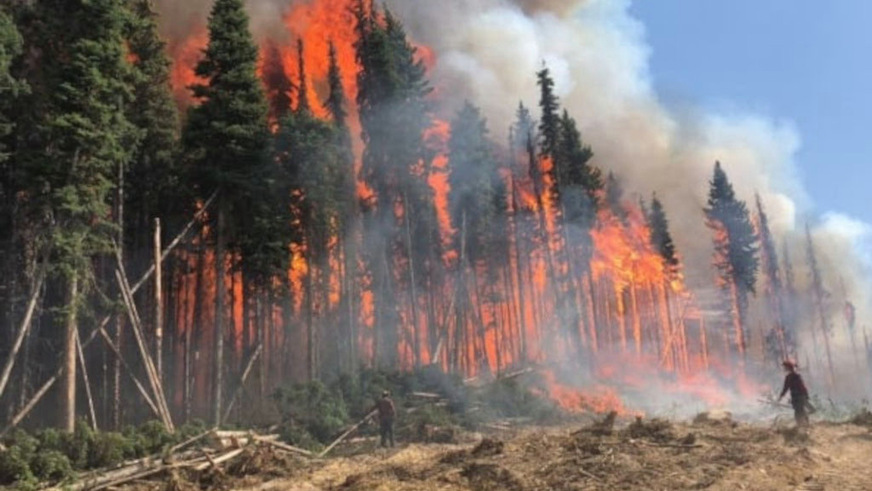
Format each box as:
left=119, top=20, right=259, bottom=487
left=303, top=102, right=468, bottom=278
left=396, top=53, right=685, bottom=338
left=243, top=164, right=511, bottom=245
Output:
left=0, top=0, right=840, bottom=434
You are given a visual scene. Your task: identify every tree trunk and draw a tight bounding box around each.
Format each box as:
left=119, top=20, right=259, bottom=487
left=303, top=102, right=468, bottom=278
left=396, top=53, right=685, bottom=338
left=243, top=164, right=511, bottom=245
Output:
left=154, top=219, right=163, bottom=384
left=62, top=274, right=79, bottom=432
left=213, top=200, right=227, bottom=426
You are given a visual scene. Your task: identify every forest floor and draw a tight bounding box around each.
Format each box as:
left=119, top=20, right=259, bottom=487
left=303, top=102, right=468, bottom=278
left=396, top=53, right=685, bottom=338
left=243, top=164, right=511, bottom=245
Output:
left=112, top=411, right=872, bottom=491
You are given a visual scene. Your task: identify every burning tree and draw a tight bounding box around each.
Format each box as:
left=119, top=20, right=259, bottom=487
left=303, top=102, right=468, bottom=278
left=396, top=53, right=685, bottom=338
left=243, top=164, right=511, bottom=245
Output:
left=0, top=0, right=856, bottom=433
left=354, top=1, right=438, bottom=369
left=704, top=162, right=759, bottom=361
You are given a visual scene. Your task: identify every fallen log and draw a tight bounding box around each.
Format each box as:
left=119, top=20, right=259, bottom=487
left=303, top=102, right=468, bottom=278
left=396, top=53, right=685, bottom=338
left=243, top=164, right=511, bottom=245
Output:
left=167, top=427, right=218, bottom=455
left=253, top=436, right=314, bottom=457
left=318, top=410, right=377, bottom=458
left=410, top=392, right=442, bottom=399
left=193, top=448, right=245, bottom=471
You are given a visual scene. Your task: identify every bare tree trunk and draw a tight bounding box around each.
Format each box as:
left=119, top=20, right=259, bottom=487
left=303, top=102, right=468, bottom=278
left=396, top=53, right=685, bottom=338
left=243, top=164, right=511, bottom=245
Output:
left=213, top=200, right=227, bottom=426
left=402, top=191, right=421, bottom=367
left=305, top=243, right=316, bottom=382
left=154, top=218, right=163, bottom=385
left=113, top=157, right=125, bottom=430
left=76, top=329, right=97, bottom=431
left=62, top=274, right=79, bottom=432
left=0, top=267, right=44, bottom=400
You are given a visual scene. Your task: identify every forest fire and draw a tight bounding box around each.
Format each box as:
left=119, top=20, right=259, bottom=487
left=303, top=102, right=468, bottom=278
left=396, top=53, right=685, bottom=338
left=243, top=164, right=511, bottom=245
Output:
left=6, top=0, right=866, bottom=449
left=152, top=0, right=775, bottom=416
left=537, top=370, right=634, bottom=415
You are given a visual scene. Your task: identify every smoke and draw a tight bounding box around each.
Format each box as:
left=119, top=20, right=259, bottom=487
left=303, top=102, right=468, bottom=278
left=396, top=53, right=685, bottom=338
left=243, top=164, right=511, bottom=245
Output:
left=152, top=0, right=872, bottom=404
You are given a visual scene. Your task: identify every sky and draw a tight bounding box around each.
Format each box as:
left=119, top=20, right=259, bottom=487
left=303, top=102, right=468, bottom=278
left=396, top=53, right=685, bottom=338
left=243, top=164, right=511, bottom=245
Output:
left=629, top=0, right=872, bottom=226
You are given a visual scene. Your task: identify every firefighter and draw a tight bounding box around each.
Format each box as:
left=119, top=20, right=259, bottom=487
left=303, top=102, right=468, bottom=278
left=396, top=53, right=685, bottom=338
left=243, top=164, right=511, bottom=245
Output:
left=777, top=360, right=812, bottom=427
left=372, top=390, right=396, bottom=448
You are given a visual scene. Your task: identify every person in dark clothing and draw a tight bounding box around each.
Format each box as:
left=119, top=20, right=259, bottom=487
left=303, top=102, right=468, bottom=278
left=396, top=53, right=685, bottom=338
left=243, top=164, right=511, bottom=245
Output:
left=777, top=360, right=811, bottom=427
left=372, top=390, right=396, bottom=448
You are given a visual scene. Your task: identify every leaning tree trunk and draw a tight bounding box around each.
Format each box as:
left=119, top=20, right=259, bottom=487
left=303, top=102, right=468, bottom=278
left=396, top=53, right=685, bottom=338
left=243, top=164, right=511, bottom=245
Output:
left=62, top=273, right=79, bottom=432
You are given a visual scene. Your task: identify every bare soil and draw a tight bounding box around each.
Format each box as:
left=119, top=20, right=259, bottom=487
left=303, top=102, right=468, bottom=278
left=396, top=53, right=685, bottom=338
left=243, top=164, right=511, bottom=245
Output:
left=120, top=416, right=872, bottom=491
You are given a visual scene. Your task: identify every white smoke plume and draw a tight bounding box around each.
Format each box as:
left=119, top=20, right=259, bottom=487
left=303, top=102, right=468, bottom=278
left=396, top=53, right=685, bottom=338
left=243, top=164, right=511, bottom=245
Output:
left=383, top=0, right=871, bottom=387
left=152, top=0, right=872, bottom=399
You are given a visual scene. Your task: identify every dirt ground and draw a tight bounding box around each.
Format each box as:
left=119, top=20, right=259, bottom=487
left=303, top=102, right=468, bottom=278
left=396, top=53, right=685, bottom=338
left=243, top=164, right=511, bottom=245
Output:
left=219, top=414, right=872, bottom=491
left=119, top=414, right=872, bottom=491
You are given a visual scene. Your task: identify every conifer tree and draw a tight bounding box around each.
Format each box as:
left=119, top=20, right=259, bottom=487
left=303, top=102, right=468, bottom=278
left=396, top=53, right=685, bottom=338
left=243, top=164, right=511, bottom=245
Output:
left=536, top=67, right=560, bottom=160
left=261, top=40, right=294, bottom=124
left=183, top=0, right=270, bottom=424
left=648, top=194, right=679, bottom=277
left=704, top=161, right=759, bottom=357
left=754, top=194, right=790, bottom=360
left=124, top=0, right=182, bottom=252
left=26, top=0, right=136, bottom=430
left=354, top=1, right=435, bottom=368
left=448, top=102, right=497, bottom=262
left=510, top=102, right=536, bottom=156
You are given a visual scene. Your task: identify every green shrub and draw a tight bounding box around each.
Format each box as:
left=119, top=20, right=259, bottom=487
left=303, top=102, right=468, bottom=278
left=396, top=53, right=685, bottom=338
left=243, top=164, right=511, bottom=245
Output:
left=30, top=450, right=73, bottom=482
left=272, top=380, right=349, bottom=444
left=0, top=445, right=36, bottom=485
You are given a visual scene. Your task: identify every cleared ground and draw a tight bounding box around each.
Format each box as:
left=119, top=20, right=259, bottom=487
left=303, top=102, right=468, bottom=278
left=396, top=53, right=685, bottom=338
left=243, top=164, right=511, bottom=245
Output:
left=161, top=413, right=872, bottom=491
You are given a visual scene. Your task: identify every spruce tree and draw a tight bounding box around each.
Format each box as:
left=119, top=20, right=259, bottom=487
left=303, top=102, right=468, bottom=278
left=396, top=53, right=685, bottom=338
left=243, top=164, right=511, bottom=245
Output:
left=647, top=194, right=679, bottom=276
left=354, top=1, right=435, bottom=368
left=183, top=0, right=270, bottom=424
left=26, top=0, right=136, bottom=430
left=448, top=102, right=497, bottom=264
left=704, top=161, right=759, bottom=357
left=754, top=194, right=790, bottom=361
left=510, top=102, right=536, bottom=156
left=124, top=0, right=182, bottom=254
left=536, top=67, right=560, bottom=159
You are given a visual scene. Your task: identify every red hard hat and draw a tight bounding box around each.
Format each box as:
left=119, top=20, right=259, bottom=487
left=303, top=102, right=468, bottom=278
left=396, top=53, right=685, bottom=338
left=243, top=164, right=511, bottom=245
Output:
left=782, top=360, right=796, bottom=369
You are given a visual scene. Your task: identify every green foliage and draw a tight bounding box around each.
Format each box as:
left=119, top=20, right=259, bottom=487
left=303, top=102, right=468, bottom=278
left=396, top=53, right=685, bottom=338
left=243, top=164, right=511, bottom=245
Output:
left=477, top=377, right=562, bottom=423
left=123, top=0, right=183, bottom=239
left=0, top=420, right=208, bottom=486
left=0, top=431, right=38, bottom=486
left=184, top=0, right=277, bottom=286
left=704, top=161, right=759, bottom=351
left=704, top=161, right=760, bottom=294
left=647, top=194, right=679, bottom=277
left=30, top=450, right=72, bottom=483
left=23, top=0, right=137, bottom=279
left=272, top=380, right=349, bottom=447
left=536, top=67, right=560, bottom=159
left=0, top=9, right=26, bottom=163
